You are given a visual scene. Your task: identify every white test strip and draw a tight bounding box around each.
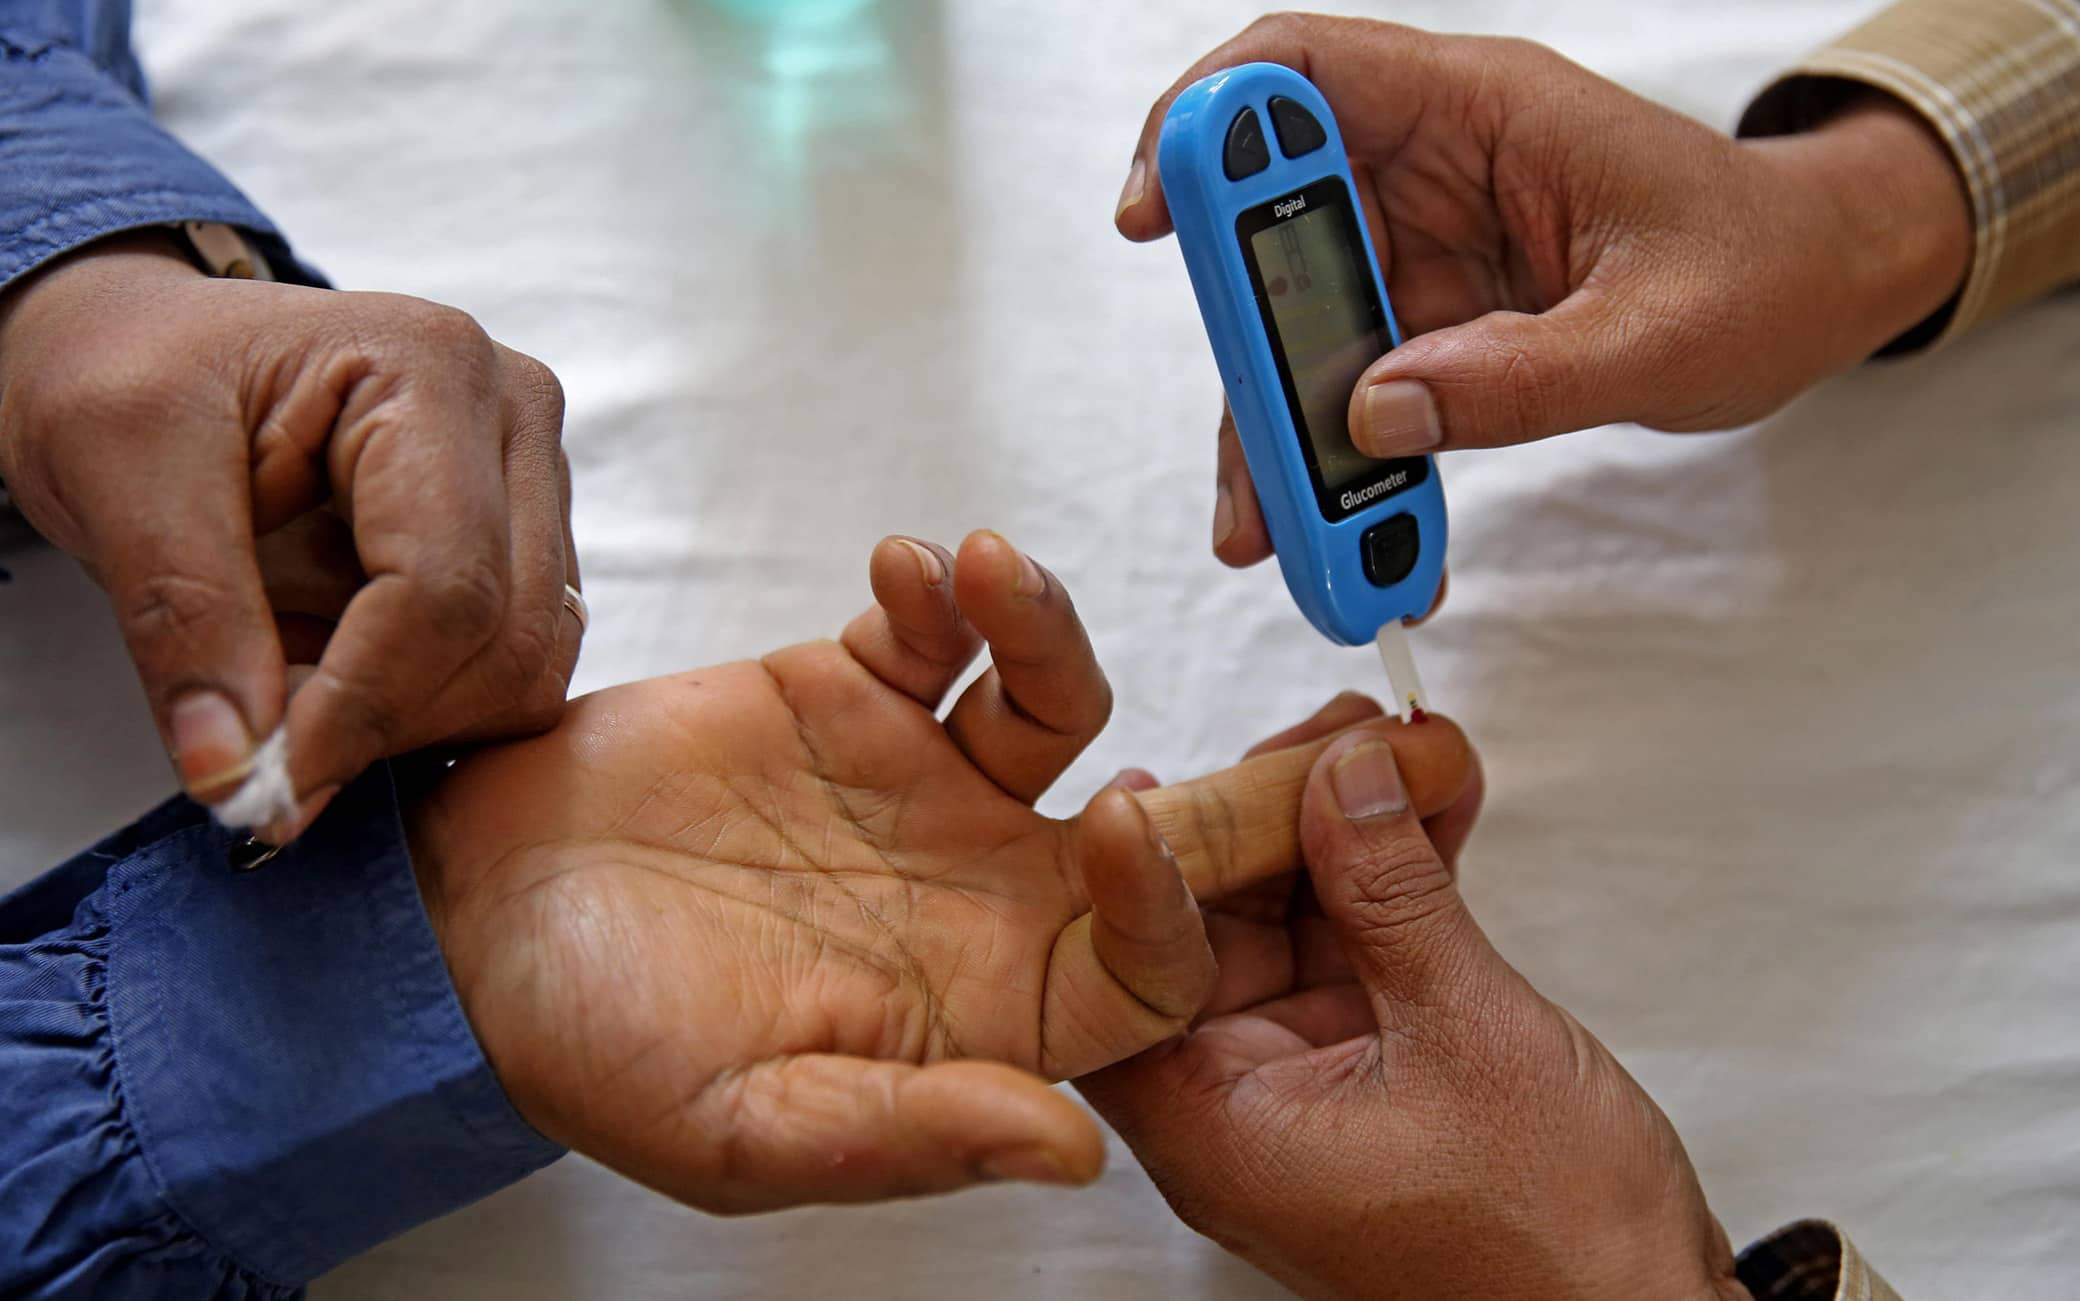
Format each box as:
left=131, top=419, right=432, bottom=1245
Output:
left=1374, top=619, right=1429, bottom=724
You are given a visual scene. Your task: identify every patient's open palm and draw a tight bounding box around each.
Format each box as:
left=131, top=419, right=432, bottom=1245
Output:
left=410, top=533, right=1468, bottom=1212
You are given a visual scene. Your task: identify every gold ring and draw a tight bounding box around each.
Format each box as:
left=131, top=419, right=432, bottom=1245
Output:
left=561, top=583, right=589, bottom=634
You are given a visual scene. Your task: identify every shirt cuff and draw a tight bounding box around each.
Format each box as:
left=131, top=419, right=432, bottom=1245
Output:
left=0, top=29, right=319, bottom=290
left=1736, top=0, right=2080, bottom=353
left=1737, top=1220, right=1904, bottom=1301
left=102, top=764, right=562, bottom=1286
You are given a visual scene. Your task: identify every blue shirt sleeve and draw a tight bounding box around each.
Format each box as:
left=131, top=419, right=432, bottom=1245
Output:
left=0, top=0, right=321, bottom=288
left=0, top=765, right=564, bottom=1298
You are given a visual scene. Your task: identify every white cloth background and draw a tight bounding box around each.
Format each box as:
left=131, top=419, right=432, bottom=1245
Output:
left=2, top=0, right=2075, bottom=1295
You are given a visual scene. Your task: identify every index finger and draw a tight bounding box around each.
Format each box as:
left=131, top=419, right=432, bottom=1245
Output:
left=1141, top=713, right=1475, bottom=901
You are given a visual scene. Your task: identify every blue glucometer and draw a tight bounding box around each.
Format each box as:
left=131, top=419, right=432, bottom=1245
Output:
left=1159, top=63, right=1446, bottom=647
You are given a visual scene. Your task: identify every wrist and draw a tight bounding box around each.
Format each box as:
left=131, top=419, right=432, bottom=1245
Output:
left=404, top=795, right=460, bottom=993
left=0, top=232, right=203, bottom=468
left=403, top=785, right=529, bottom=1122
left=0, top=226, right=200, bottom=355
left=1747, top=93, right=1972, bottom=360
left=0, top=228, right=200, bottom=344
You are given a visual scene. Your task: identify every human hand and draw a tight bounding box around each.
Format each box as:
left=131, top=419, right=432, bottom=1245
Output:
left=1078, top=729, right=1748, bottom=1301
left=408, top=530, right=1479, bottom=1212
left=1119, top=14, right=1972, bottom=567
left=0, top=232, right=579, bottom=838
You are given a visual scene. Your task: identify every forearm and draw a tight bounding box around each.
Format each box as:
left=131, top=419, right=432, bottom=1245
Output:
left=0, top=231, right=202, bottom=479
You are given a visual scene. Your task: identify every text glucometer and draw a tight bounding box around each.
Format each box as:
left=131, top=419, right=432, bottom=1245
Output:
left=1159, top=62, right=1445, bottom=718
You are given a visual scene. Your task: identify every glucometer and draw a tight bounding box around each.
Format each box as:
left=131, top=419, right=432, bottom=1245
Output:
left=1159, top=62, right=1445, bottom=719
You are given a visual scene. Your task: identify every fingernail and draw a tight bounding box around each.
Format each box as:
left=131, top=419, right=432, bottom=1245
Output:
left=170, top=690, right=254, bottom=799
left=981, top=1146, right=1075, bottom=1186
left=1331, top=737, right=1409, bottom=821
left=1106, top=767, right=1159, bottom=791
left=1115, top=157, right=1146, bottom=222
left=1013, top=548, right=1047, bottom=599
left=896, top=538, right=945, bottom=587
left=1212, top=481, right=1236, bottom=550
left=1358, top=380, right=1443, bottom=458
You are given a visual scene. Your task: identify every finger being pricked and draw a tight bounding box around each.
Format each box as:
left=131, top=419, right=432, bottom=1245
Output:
left=1042, top=785, right=1218, bottom=1078
left=942, top=530, right=1112, bottom=805
left=1137, top=711, right=1478, bottom=906
left=1204, top=691, right=1391, bottom=933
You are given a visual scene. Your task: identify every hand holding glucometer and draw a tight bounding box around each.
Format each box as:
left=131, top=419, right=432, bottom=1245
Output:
left=1154, top=62, right=1445, bottom=716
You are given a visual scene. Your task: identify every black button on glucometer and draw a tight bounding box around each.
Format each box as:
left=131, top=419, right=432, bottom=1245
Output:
left=1223, top=107, right=1270, bottom=180
left=1268, top=96, right=1327, bottom=157
left=1361, top=512, right=1421, bottom=587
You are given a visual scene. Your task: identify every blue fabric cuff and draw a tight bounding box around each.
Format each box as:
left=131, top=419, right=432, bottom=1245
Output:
left=0, top=29, right=316, bottom=289
left=101, top=767, right=562, bottom=1286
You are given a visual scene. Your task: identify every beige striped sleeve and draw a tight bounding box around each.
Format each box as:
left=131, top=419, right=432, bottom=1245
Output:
left=1739, top=0, right=2080, bottom=351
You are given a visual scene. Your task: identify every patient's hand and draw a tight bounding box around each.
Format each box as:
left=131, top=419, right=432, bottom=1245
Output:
left=406, top=531, right=1475, bottom=1213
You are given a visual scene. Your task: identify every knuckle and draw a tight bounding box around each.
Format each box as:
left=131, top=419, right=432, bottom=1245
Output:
left=1341, top=835, right=1454, bottom=931
left=117, top=569, right=235, bottom=651
left=1488, top=33, right=1555, bottom=67
left=500, top=622, right=557, bottom=692
left=471, top=615, right=575, bottom=739
left=408, top=299, right=490, bottom=352
left=360, top=296, right=496, bottom=383
left=413, top=552, right=508, bottom=644
left=1247, top=10, right=1307, bottom=42
left=1487, top=331, right=1565, bottom=436
left=301, top=660, right=407, bottom=761
left=1182, top=783, right=1245, bottom=890
left=512, top=351, right=567, bottom=424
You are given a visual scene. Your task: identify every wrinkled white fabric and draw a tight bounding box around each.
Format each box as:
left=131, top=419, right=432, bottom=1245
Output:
left=1, top=1, right=2076, bottom=1298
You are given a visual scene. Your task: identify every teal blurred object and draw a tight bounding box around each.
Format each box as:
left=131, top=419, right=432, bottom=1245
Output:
left=698, top=0, right=888, bottom=82
left=706, top=0, right=876, bottom=26
left=673, top=0, right=935, bottom=192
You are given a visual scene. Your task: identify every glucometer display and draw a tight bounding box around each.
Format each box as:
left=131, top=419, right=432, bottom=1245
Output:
left=1250, top=205, right=1377, bottom=489
left=1237, top=177, right=1428, bottom=522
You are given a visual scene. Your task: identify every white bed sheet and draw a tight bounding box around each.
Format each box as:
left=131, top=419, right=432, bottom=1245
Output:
left=3, top=0, right=2076, bottom=1295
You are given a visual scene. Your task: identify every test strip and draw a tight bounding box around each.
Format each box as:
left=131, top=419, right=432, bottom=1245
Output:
left=1374, top=619, right=1429, bottom=724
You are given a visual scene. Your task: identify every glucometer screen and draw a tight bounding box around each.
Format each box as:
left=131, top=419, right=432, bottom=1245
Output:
left=1250, top=206, right=1378, bottom=488
left=1237, top=177, right=1428, bottom=522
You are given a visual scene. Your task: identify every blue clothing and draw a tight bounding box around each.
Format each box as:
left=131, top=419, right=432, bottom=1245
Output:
left=1, top=5, right=561, bottom=1292
left=0, top=769, right=563, bottom=1297
left=0, top=0, right=315, bottom=288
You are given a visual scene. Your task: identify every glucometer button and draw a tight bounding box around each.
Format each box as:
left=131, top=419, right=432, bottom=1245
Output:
left=1361, top=513, right=1421, bottom=587
left=1268, top=96, right=1328, bottom=157
left=1223, top=107, right=1270, bottom=180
